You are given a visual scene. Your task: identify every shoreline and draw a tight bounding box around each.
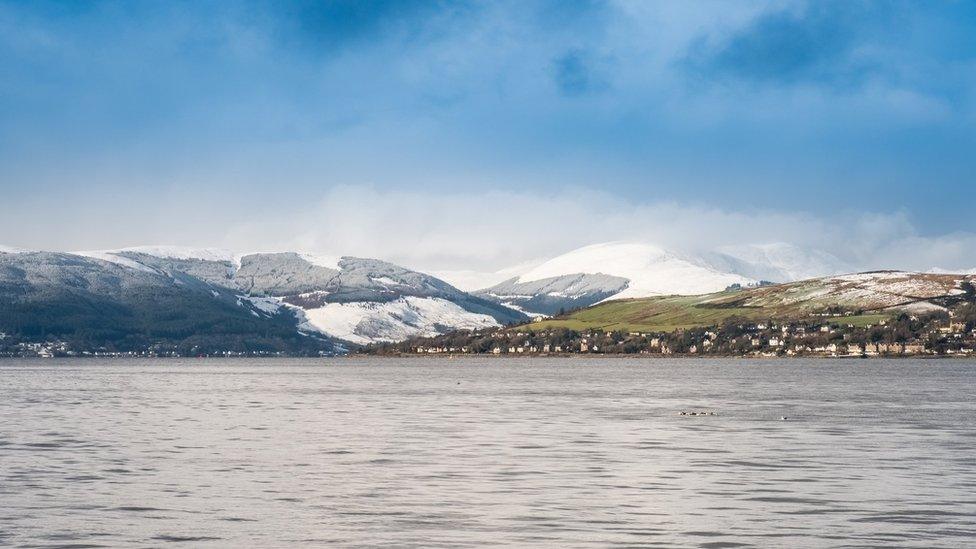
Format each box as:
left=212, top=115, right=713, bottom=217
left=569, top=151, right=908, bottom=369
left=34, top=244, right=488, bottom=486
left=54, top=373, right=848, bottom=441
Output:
left=2, top=353, right=972, bottom=360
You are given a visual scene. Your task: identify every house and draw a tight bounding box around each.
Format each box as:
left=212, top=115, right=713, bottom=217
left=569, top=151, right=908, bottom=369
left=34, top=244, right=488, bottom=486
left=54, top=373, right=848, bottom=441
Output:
left=492, top=347, right=501, bottom=354
left=769, top=337, right=782, bottom=347
left=903, top=343, right=926, bottom=355
left=542, top=344, right=550, bottom=353
left=580, top=343, right=589, bottom=352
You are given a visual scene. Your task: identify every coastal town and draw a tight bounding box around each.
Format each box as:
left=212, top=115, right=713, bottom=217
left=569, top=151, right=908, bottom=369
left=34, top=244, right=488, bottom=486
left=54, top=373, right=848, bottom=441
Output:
left=373, top=310, right=976, bottom=358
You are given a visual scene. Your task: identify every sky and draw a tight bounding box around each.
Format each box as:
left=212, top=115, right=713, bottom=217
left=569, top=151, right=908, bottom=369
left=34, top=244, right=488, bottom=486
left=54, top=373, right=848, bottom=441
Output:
left=1, top=0, right=975, bottom=274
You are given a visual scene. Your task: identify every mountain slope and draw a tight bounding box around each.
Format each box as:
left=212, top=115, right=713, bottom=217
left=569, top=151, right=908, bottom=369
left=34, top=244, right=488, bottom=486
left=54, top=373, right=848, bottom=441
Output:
left=522, top=271, right=975, bottom=333
left=477, top=273, right=629, bottom=316
left=0, top=247, right=527, bottom=350
left=476, top=241, right=851, bottom=316
left=270, top=256, right=526, bottom=343
left=0, top=252, right=337, bottom=355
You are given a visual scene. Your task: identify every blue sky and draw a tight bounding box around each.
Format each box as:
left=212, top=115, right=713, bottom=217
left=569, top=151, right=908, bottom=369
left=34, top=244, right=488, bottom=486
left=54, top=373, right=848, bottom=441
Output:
left=1, top=1, right=975, bottom=270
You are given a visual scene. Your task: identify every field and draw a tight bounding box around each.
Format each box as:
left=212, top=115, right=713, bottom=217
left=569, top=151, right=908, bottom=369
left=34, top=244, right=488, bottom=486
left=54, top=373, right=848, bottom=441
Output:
left=519, top=295, right=775, bottom=332
left=515, top=272, right=972, bottom=333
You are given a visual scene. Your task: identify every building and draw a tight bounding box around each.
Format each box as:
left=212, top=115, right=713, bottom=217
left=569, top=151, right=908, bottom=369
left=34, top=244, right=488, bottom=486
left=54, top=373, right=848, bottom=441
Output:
left=903, top=343, right=926, bottom=355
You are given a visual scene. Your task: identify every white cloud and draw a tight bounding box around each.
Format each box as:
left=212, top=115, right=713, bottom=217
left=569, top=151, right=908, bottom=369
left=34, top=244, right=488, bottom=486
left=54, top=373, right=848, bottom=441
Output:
left=3, top=184, right=973, bottom=277
left=219, top=184, right=976, bottom=275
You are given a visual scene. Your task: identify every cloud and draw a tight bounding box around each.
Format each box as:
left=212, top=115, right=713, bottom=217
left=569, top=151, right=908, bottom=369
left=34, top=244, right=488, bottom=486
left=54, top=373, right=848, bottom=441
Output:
left=279, top=0, right=477, bottom=54
left=687, top=2, right=861, bottom=85
left=212, top=185, right=976, bottom=274
left=1, top=0, right=975, bottom=263
left=2, top=184, right=974, bottom=275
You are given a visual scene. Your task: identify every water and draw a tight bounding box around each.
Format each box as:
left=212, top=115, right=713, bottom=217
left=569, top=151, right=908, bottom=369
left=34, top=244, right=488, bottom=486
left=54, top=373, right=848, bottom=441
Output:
left=1, top=358, right=975, bottom=548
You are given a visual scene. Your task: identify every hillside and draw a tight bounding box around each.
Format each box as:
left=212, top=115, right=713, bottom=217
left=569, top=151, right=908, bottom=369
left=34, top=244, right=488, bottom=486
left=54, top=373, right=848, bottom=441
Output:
left=519, top=271, right=975, bottom=333
left=0, top=252, right=338, bottom=356
left=475, top=241, right=850, bottom=316
left=0, top=247, right=527, bottom=355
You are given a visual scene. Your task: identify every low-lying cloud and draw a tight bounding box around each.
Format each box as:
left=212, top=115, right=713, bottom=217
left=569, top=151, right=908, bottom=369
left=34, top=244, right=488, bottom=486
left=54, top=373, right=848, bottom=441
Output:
left=3, top=184, right=974, bottom=276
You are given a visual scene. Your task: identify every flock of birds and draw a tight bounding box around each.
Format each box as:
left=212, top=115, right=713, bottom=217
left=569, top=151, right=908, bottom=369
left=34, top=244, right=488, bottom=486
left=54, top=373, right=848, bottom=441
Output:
left=678, top=410, right=790, bottom=420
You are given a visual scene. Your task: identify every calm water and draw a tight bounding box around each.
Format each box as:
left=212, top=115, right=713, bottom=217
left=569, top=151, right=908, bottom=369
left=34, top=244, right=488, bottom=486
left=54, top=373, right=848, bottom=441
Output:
left=1, top=358, right=975, bottom=548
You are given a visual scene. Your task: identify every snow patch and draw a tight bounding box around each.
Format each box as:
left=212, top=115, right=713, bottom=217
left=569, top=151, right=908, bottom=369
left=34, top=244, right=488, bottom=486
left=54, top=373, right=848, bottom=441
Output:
left=517, top=241, right=753, bottom=298
left=72, top=251, right=158, bottom=273
left=299, top=296, right=499, bottom=345
left=501, top=302, right=548, bottom=319
left=246, top=296, right=283, bottom=315
left=298, top=253, right=341, bottom=270
left=115, top=245, right=237, bottom=263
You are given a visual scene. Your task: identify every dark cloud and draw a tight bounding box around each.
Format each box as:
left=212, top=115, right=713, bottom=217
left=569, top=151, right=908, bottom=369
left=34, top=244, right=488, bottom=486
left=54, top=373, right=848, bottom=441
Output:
left=685, top=2, right=881, bottom=88
left=278, top=0, right=475, bottom=53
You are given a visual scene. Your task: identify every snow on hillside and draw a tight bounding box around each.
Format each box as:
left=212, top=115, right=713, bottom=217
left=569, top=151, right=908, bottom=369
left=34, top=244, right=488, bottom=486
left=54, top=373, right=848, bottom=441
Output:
left=431, top=270, right=518, bottom=292
left=722, top=271, right=974, bottom=314
left=718, top=243, right=850, bottom=281
left=115, top=245, right=238, bottom=264
left=72, top=250, right=158, bottom=273
left=297, top=253, right=341, bottom=270
left=515, top=242, right=754, bottom=298
left=298, top=296, right=499, bottom=345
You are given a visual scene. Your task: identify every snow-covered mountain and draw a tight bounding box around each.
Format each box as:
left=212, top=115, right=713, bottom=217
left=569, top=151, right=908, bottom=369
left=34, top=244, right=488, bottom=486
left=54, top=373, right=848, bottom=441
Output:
left=0, top=247, right=527, bottom=348
left=476, top=241, right=852, bottom=316
left=716, top=243, right=852, bottom=282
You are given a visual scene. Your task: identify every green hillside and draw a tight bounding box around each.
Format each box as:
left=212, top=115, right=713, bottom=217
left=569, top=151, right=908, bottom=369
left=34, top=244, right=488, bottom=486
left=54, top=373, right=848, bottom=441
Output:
left=520, top=271, right=974, bottom=333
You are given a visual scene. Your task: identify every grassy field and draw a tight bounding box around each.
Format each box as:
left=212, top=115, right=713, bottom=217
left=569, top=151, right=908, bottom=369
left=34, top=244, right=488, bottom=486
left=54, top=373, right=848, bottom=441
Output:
left=821, top=314, right=890, bottom=328
left=519, top=294, right=778, bottom=332
left=518, top=294, right=896, bottom=333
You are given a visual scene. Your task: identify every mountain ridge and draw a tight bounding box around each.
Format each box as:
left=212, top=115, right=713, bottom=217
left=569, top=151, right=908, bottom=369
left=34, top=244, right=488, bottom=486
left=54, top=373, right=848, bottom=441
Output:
left=0, top=247, right=527, bottom=353
left=474, top=241, right=853, bottom=316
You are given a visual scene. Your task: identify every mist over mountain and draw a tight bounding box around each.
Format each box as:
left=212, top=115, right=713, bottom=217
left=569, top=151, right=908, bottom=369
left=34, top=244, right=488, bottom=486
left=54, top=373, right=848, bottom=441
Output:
left=473, top=241, right=853, bottom=316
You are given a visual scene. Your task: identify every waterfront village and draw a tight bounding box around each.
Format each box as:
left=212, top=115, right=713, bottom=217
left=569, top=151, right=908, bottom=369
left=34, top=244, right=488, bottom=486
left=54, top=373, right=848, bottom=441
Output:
left=3, top=307, right=975, bottom=359
left=376, top=311, right=976, bottom=358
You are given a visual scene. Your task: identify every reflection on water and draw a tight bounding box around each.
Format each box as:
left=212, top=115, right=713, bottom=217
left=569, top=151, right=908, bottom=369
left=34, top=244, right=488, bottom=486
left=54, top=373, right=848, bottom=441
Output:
left=1, top=357, right=975, bottom=547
